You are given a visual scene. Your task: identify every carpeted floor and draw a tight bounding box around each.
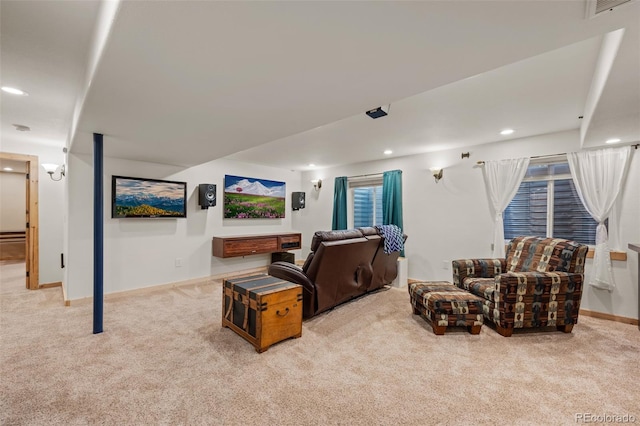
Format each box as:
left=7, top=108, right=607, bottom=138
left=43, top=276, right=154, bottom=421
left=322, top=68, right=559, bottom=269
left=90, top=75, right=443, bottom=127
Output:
left=1, top=260, right=639, bottom=425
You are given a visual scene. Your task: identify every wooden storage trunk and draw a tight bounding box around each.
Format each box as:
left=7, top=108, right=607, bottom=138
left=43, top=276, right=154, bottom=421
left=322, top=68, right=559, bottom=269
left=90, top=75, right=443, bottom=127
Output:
left=222, top=274, right=303, bottom=353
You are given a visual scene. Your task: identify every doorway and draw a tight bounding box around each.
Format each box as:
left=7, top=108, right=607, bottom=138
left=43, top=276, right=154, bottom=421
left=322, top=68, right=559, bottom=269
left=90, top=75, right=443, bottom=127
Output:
left=0, top=152, right=39, bottom=290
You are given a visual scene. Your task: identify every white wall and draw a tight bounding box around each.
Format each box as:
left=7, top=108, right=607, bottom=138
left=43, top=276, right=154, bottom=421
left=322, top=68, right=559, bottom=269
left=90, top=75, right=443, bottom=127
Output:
left=0, top=172, right=26, bottom=232
left=0, top=141, right=65, bottom=284
left=581, top=148, right=639, bottom=317
left=66, top=154, right=302, bottom=300
left=293, top=129, right=640, bottom=320
left=6, top=129, right=636, bottom=320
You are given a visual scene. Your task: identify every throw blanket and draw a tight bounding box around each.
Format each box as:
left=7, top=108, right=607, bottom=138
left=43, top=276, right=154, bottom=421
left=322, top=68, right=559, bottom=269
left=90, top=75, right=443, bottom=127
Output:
left=375, top=224, right=404, bottom=254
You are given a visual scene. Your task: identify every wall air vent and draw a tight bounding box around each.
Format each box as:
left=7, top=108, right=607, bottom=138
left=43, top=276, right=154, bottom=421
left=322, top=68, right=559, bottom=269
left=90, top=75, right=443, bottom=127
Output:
left=585, top=0, right=634, bottom=18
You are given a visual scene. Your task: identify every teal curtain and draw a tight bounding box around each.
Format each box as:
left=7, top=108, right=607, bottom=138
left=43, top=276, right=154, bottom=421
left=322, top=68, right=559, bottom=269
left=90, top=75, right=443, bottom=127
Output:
left=383, top=170, right=404, bottom=255
left=332, top=176, right=348, bottom=230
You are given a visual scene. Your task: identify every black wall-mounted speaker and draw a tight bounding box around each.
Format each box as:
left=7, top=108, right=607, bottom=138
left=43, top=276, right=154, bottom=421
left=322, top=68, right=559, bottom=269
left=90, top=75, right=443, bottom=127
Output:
left=292, top=191, right=305, bottom=210
left=198, top=184, right=216, bottom=209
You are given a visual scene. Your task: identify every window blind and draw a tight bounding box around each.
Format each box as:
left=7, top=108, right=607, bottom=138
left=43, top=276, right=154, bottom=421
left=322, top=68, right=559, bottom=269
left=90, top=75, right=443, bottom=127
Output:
left=504, top=181, right=547, bottom=239
left=553, top=179, right=597, bottom=244
left=353, top=186, right=383, bottom=228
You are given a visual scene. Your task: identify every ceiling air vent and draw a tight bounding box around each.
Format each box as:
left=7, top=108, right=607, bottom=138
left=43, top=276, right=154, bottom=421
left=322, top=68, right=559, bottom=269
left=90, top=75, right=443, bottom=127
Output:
left=585, top=0, right=634, bottom=18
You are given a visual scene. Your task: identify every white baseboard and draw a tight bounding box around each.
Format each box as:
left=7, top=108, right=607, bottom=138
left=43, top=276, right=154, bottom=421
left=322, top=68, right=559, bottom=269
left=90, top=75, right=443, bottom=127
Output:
left=65, top=267, right=270, bottom=306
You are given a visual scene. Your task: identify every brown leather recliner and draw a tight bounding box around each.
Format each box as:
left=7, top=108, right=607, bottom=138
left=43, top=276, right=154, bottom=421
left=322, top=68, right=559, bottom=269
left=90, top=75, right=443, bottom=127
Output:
left=268, top=227, right=406, bottom=319
left=358, top=227, right=405, bottom=290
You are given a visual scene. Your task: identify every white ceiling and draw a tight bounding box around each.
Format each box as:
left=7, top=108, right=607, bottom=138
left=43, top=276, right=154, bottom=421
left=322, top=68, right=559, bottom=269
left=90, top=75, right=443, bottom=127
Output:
left=0, top=1, right=100, bottom=148
left=2, top=1, right=639, bottom=171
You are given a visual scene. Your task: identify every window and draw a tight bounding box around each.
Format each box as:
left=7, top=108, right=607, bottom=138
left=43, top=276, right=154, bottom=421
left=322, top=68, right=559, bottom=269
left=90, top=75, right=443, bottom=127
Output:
left=353, top=186, right=383, bottom=227
left=347, top=175, right=383, bottom=228
left=503, top=159, right=598, bottom=245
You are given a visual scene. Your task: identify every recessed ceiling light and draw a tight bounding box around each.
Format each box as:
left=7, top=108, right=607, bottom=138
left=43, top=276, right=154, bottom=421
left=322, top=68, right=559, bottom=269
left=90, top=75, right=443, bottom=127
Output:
left=383, top=149, right=393, bottom=155
left=605, top=138, right=621, bottom=144
left=308, top=163, right=315, bottom=167
left=12, top=124, right=30, bottom=132
left=2, top=86, right=28, bottom=96
left=3, top=167, right=13, bottom=171
left=500, top=129, right=514, bottom=135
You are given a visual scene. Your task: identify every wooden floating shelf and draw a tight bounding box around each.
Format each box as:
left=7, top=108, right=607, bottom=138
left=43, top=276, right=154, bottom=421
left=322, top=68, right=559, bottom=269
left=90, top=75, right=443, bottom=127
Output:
left=212, top=232, right=301, bottom=258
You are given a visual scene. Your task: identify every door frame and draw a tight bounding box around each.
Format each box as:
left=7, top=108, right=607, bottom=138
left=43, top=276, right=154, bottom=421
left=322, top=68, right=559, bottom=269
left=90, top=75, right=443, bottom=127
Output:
left=0, top=152, right=39, bottom=289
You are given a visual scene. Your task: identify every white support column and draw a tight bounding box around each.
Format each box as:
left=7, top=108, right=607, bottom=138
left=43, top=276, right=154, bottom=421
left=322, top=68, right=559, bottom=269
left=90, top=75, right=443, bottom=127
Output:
left=392, top=257, right=408, bottom=288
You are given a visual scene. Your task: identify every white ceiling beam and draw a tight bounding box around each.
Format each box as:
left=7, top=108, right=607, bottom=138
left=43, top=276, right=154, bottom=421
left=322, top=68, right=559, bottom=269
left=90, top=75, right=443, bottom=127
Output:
left=580, top=28, right=625, bottom=147
left=67, top=0, right=122, bottom=152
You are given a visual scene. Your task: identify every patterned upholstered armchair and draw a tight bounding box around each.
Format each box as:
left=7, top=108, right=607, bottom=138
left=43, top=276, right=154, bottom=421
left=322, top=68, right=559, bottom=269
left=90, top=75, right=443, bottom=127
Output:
left=452, top=236, right=588, bottom=337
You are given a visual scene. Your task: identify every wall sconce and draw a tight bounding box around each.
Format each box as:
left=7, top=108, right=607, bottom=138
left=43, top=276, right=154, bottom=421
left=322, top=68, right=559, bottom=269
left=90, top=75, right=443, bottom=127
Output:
left=311, top=179, right=322, bottom=191
left=42, top=163, right=65, bottom=181
left=430, top=167, right=443, bottom=183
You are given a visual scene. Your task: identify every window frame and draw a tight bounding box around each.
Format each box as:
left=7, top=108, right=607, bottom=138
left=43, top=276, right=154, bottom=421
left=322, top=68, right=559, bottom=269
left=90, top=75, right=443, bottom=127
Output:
left=504, top=155, right=598, bottom=244
left=346, top=175, right=383, bottom=229
left=520, top=158, right=569, bottom=239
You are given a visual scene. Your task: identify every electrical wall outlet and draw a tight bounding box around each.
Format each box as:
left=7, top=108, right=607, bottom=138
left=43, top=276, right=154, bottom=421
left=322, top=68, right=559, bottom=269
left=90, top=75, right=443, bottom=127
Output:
left=175, top=258, right=183, bottom=267
left=442, top=260, right=449, bottom=270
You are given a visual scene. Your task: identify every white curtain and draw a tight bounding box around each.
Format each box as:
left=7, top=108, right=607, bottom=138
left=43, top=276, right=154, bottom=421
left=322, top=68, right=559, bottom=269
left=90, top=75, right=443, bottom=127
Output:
left=567, top=146, right=631, bottom=291
left=483, top=158, right=530, bottom=258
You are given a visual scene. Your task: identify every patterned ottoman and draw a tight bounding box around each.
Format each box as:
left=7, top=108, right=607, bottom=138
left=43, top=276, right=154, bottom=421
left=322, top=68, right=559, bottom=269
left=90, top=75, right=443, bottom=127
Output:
left=408, top=281, right=484, bottom=335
